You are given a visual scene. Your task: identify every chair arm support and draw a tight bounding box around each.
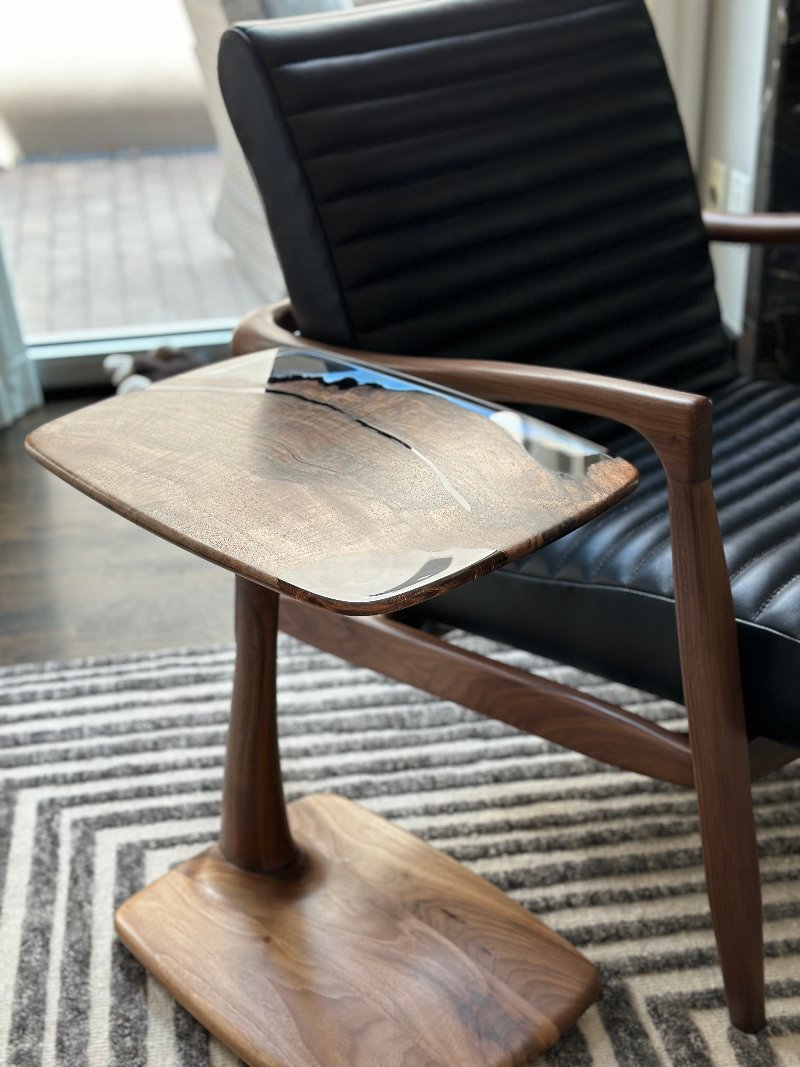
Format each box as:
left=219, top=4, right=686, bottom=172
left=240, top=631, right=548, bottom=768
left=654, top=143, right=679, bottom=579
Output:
left=374, top=359, right=710, bottom=484
left=237, top=310, right=756, bottom=992
left=703, top=210, right=800, bottom=245
left=234, top=301, right=712, bottom=483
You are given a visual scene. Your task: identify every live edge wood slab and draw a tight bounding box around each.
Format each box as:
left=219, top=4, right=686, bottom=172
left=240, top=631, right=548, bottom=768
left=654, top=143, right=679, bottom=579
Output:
left=26, top=347, right=638, bottom=1066
left=25, top=347, right=637, bottom=615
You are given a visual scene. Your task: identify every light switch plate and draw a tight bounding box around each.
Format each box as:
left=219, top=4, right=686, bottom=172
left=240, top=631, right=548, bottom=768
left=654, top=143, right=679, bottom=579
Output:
left=706, top=158, right=728, bottom=210
left=728, top=168, right=753, bottom=214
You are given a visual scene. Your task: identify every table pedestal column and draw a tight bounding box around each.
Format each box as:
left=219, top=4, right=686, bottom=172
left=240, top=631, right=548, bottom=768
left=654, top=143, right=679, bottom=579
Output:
left=219, top=577, right=298, bottom=875
left=115, top=577, right=601, bottom=1067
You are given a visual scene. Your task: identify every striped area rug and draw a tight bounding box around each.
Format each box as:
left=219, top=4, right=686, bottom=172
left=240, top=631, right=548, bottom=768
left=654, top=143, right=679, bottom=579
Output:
left=1, top=633, right=798, bottom=1067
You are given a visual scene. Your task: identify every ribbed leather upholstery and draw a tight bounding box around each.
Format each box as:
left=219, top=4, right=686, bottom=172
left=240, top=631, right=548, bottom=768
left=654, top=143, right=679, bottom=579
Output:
left=218, top=0, right=800, bottom=746
left=415, top=378, right=800, bottom=747
left=219, top=0, right=733, bottom=393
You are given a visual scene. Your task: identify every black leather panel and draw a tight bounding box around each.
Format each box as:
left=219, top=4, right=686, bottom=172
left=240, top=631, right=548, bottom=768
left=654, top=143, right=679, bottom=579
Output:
left=220, top=0, right=734, bottom=393
left=218, top=29, right=354, bottom=344
left=408, top=377, right=800, bottom=747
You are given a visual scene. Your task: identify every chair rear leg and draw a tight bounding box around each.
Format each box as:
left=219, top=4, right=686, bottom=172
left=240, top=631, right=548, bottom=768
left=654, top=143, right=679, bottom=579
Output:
left=690, top=730, right=765, bottom=1032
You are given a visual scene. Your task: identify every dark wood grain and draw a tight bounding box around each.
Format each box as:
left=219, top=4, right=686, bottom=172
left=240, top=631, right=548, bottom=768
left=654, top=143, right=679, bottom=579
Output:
left=233, top=302, right=712, bottom=483
left=703, top=210, right=800, bottom=244
left=279, top=599, right=695, bottom=787
left=116, top=793, right=600, bottom=1067
left=668, top=478, right=765, bottom=1033
left=25, top=349, right=637, bottom=615
left=748, top=737, right=800, bottom=780
left=219, top=577, right=299, bottom=873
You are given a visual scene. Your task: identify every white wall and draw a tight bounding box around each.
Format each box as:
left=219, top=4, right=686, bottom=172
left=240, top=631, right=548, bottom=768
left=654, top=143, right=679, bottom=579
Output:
left=645, top=0, right=711, bottom=167
left=701, top=0, right=772, bottom=332
left=645, top=0, right=773, bottom=333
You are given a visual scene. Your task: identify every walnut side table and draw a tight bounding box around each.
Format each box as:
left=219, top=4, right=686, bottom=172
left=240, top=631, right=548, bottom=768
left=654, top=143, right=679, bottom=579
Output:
left=26, top=347, right=638, bottom=1067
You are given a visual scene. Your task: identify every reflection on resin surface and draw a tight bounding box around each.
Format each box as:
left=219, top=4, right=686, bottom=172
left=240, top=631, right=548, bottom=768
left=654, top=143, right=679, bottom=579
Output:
left=25, top=343, right=637, bottom=617
left=257, top=348, right=636, bottom=607
left=266, top=349, right=607, bottom=481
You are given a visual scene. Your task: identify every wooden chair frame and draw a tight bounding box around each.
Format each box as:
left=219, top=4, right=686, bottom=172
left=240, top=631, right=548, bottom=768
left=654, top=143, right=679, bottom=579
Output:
left=231, top=214, right=800, bottom=1033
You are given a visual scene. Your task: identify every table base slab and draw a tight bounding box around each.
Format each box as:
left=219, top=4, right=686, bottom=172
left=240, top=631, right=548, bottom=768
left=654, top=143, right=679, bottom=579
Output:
left=115, top=794, right=599, bottom=1067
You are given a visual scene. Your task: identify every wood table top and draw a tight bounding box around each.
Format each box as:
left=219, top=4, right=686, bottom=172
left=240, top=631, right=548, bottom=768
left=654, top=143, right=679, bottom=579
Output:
left=26, top=348, right=638, bottom=614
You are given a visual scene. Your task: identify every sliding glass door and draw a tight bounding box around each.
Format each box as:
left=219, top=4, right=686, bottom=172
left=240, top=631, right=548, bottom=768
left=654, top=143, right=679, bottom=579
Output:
left=0, top=0, right=284, bottom=388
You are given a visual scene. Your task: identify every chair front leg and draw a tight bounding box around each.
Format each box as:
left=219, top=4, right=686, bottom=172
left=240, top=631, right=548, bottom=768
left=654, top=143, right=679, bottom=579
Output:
left=668, top=477, right=765, bottom=1033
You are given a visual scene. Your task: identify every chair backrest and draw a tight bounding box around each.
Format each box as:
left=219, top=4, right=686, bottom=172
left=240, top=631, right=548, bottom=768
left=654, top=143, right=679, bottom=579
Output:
left=219, top=0, right=735, bottom=396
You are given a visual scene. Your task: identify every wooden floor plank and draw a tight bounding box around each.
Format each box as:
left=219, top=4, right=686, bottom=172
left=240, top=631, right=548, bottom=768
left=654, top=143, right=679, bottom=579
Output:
left=1, top=396, right=233, bottom=665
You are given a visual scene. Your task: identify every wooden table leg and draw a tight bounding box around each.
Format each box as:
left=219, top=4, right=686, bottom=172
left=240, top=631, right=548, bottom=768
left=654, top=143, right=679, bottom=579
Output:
left=115, top=577, right=601, bottom=1067
left=219, top=576, right=299, bottom=875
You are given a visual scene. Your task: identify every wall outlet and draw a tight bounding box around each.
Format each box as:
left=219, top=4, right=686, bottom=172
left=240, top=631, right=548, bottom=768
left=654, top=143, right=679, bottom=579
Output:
left=727, top=168, right=753, bottom=213
left=706, top=158, right=728, bottom=209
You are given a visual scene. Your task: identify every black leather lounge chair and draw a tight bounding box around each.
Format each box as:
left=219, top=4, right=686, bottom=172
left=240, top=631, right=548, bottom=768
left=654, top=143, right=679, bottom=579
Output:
left=217, top=0, right=800, bottom=1032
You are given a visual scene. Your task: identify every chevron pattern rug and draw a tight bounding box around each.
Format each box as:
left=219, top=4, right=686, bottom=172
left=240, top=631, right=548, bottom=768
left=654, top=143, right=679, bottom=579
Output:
left=1, top=633, right=798, bottom=1067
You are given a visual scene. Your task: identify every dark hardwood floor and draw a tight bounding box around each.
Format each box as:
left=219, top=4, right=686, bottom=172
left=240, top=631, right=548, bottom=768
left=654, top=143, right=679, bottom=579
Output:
left=1, top=396, right=233, bottom=665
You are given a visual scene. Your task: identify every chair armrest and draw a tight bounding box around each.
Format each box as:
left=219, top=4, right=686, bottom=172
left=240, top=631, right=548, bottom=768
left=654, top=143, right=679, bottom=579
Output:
left=233, top=301, right=712, bottom=484
left=703, top=210, right=800, bottom=245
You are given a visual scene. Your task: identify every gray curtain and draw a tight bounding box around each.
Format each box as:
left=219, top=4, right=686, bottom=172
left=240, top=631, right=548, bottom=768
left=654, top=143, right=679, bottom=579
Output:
left=0, top=239, right=42, bottom=429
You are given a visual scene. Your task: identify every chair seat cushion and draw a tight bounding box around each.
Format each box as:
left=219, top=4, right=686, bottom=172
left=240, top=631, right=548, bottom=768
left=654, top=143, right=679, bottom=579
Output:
left=408, top=376, right=800, bottom=748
